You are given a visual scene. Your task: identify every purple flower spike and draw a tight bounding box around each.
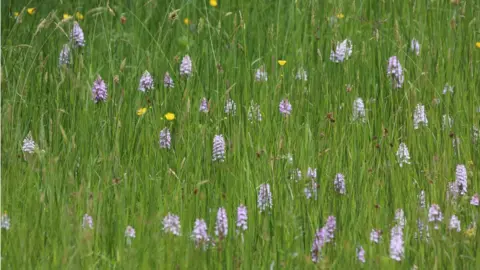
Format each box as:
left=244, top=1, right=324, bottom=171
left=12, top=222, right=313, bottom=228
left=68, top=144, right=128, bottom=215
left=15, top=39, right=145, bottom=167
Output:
left=91, top=75, right=107, bottom=103
left=138, top=70, right=154, bottom=92
left=163, top=213, right=181, bottom=236
left=279, top=99, right=292, bottom=116
left=215, top=207, right=228, bottom=240
left=164, top=72, right=174, bottom=88
left=387, top=56, right=404, bottom=88
left=258, top=183, right=272, bottom=212
left=70, top=21, right=85, bottom=48
left=180, top=55, right=192, bottom=77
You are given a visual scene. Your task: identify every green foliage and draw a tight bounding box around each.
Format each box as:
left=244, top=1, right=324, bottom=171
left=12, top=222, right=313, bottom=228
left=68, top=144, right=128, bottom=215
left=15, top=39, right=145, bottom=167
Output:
left=1, top=0, right=479, bottom=269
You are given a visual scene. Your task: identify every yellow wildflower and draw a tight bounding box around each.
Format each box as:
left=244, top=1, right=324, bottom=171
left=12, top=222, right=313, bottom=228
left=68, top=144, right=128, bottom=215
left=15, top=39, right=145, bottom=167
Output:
left=165, top=112, right=175, bottom=121
left=63, top=13, right=72, bottom=20
left=209, top=0, right=218, bottom=7
left=183, top=18, right=190, bottom=25
left=336, top=13, right=345, bottom=19
left=278, top=60, right=287, bottom=66
left=13, top=12, right=19, bottom=18
left=137, top=107, right=147, bottom=116
left=27, top=8, right=36, bottom=15
left=465, top=227, right=476, bottom=238
left=476, top=42, right=480, bottom=49
left=75, top=12, right=84, bottom=20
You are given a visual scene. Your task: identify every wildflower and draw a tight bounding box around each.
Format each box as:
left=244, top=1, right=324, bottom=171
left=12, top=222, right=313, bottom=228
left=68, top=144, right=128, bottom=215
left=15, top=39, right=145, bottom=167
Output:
left=465, top=222, right=476, bottom=237
left=304, top=180, right=318, bottom=200
left=390, top=225, right=404, bottom=261
left=70, top=21, right=85, bottom=48
left=164, top=113, right=175, bottom=121
left=180, top=55, right=192, bottom=77
left=387, top=56, right=404, bottom=88
left=183, top=18, right=190, bottom=25
left=446, top=181, right=459, bottom=202
left=323, top=216, right=336, bottom=242
left=476, top=42, right=480, bottom=49
left=472, top=126, right=479, bottom=144
left=58, top=44, right=71, bottom=67
left=91, top=75, right=107, bottom=103
left=295, top=67, right=308, bottom=81
left=209, top=0, right=218, bottom=7
left=159, top=127, right=171, bottom=149
left=418, top=190, right=426, bottom=208
left=471, top=194, right=479, bottom=206
left=125, top=225, right=136, bottom=245
left=428, top=204, right=443, bottom=229
left=394, top=209, right=406, bottom=228
left=330, top=39, right=353, bottom=63
left=449, top=215, right=461, bottom=232
left=199, top=97, right=209, bottom=113
left=163, top=213, right=181, bottom=236
left=410, top=39, right=420, bottom=56
left=311, top=228, right=326, bottom=263
left=290, top=168, right=302, bottom=182
left=136, top=107, right=147, bottom=116
left=236, top=205, right=248, bottom=233
left=352, top=97, right=366, bottom=122
left=336, top=13, right=345, bottom=19
left=415, top=219, right=430, bottom=240
left=13, top=12, right=19, bottom=18
left=396, top=143, right=411, bottom=167
left=357, top=246, right=366, bottom=263
left=413, top=103, right=428, bottom=129
left=279, top=99, right=292, bottom=116
left=247, top=101, right=262, bottom=122
left=255, top=66, right=268, bottom=82
left=75, top=12, right=84, bottom=20
left=443, top=84, right=454, bottom=94
left=81, top=214, right=93, bottom=229
left=163, top=72, right=174, bottom=88
left=212, top=134, right=226, bottom=162
left=192, top=219, right=209, bottom=248
left=63, top=13, right=72, bottom=20
left=370, top=229, right=381, bottom=243
left=22, top=134, right=36, bottom=154
left=27, top=8, right=36, bottom=15
left=307, top=167, right=317, bottom=179
left=455, top=164, right=467, bottom=195
left=442, top=114, right=453, bottom=130
left=215, top=207, right=228, bottom=240
left=258, top=183, right=273, bottom=212
left=278, top=60, right=287, bottom=66
left=334, top=173, right=346, bottom=194
left=138, top=70, right=154, bottom=92
left=1, top=212, right=10, bottom=230
left=224, top=98, right=237, bottom=116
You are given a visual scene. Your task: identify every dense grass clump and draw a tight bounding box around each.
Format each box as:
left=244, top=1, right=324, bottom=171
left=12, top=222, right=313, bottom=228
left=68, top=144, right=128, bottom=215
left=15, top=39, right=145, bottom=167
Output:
left=2, top=0, right=480, bottom=269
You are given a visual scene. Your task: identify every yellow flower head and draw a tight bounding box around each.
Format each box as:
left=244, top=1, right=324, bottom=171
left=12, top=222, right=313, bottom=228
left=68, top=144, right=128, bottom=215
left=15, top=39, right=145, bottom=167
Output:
left=209, top=0, right=218, bottom=7
left=27, top=8, right=36, bottom=15
left=165, top=112, right=175, bottom=121
left=476, top=42, right=480, bottom=49
left=183, top=18, right=190, bottom=25
left=278, top=60, right=287, bottom=66
left=63, top=13, right=72, bottom=20
left=13, top=12, right=19, bottom=18
left=136, top=107, right=147, bottom=116
left=75, top=12, right=84, bottom=20
left=465, top=227, right=476, bottom=238
left=336, top=13, right=345, bottom=19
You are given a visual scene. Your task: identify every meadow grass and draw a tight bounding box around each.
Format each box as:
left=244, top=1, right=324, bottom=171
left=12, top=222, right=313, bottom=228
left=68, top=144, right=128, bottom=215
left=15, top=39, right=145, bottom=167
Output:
left=1, top=0, right=480, bottom=269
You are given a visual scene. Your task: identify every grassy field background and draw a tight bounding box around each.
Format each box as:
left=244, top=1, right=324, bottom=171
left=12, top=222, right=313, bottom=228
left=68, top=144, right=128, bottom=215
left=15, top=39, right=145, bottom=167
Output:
left=1, top=0, right=480, bottom=269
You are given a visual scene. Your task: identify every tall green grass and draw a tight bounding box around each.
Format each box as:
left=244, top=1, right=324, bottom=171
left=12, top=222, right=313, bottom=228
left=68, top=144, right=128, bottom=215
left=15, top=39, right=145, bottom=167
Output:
left=2, top=0, right=479, bottom=269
